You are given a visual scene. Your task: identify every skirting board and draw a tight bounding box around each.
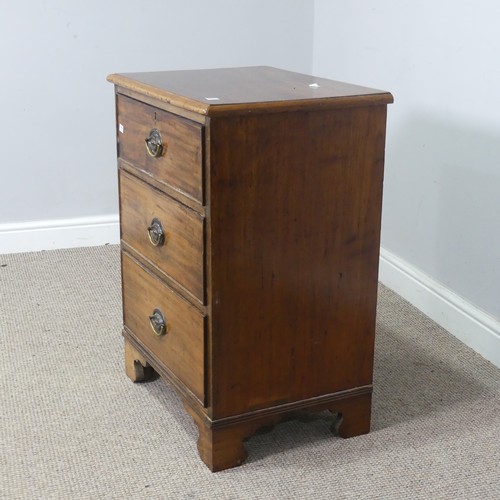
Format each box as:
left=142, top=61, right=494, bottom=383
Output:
left=0, top=215, right=120, bottom=255
left=379, top=247, right=500, bottom=369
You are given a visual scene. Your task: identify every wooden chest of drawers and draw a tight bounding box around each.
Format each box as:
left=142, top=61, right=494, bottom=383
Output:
left=107, top=67, right=392, bottom=471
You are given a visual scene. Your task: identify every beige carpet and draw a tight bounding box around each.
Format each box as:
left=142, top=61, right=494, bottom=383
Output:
left=1, top=246, right=499, bottom=499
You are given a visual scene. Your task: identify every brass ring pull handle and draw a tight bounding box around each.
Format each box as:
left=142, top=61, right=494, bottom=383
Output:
left=149, top=308, right=167, bottom=336
left=147, top=218, right=165, bottom=247
left=145, top=128, right=163, bottom=157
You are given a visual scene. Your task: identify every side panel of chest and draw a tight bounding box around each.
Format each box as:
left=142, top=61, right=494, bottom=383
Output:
left=207, top=105, right=388, bottom=419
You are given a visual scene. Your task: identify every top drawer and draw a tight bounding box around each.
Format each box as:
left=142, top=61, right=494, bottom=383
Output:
left=116, top=94, right=204, bottom=203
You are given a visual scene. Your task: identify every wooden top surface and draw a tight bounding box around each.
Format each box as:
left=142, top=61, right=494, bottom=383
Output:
left=107, top=66, right=393, bottom=116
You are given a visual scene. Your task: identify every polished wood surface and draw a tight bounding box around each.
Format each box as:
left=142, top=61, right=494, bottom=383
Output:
left=116, top=94, right=204, bottom=202
left=108, top=66, right=393, bottom=116
left=122, top=252, right=205, bottom=403
left=208, top=105, right=386, bottom=418
left=119, top=158, right=205, bottom=214
left=119, top=170, right=205, bottom=302
left=110, top=66, right=392, bottom=471
left=117, top=87, right=208, bottom=124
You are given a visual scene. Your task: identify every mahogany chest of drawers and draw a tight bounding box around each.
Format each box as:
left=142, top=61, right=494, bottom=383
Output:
left=107, top=66, right=392, bottom=471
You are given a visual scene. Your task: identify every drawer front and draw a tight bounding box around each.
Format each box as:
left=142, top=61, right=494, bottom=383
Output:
left=119, top=170, right=204, bottom=302
left=117, top=94, right=204, bottom=203
left=122, top=253, right=205, bottom=403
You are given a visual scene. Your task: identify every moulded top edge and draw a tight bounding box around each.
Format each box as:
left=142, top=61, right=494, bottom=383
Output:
left=107, top=66, right=393, bottom=116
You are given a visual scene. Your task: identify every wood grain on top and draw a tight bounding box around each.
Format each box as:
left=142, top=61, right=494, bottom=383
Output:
left=107, top=66, right=393, bottom=116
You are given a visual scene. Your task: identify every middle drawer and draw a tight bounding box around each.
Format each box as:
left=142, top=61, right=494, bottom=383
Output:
left=119, top=170, right=204, bottom=303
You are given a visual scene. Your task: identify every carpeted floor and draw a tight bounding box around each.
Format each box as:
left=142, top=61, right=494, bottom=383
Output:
left=0, top=246, right=499, bottom=499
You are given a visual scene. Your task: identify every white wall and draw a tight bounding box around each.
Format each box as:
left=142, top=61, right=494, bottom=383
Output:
left=3, top=0, right=499, bottom=362
left=0, top=0, right=314, bottom=251
left=313, top=0, right=500, bottom=364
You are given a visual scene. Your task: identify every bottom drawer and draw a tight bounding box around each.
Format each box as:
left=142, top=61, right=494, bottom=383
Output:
left=122, top=252, right=205, bottom=403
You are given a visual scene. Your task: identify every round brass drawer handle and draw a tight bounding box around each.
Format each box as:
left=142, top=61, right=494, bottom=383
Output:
left=149, top=308, right=167, bottom=336
left=145, top=128, right=163, bottom=157
left=147, top=218, right=165, bottom=247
